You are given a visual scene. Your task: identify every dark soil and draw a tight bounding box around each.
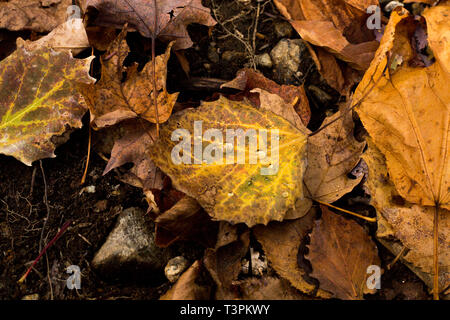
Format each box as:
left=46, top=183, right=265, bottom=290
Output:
left=0, top=0, right=430, bottom=300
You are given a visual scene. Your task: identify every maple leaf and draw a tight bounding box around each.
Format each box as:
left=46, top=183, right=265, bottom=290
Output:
left=0, top=39, right=95, bottom=166
left=306, top=206, right=380, bottom=300
left=148, top=95, right=309, bottom=226
left=353, top=5, right=449, bottom=298
left=78, top=28, right=179, bottom=128
left=363, top=139, right=450, bottom=290
left=0, top=0, right=72, bottom=33
left=253, top=209, right=332, bottom=297
left=85, top=0, right=216, bottom=50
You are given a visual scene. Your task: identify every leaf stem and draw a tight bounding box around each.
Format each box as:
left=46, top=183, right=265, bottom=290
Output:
left=433, top=204, right=440, bottom=300
left=314, top=199, right=377, bottom=223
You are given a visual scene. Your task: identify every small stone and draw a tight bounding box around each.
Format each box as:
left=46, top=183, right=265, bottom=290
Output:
left=270, top=39, right=306, bottom=83
left=22, top=294, right=39, bottom=300
left=92, top=207, right=171, bottom=279
left=256, top=53, right=272, bottom=68
left=274, top=21, right=293, bottom=38
left=164, top=256, right=189, bottom=283
left=94, top=200, right=108, bottom=213
left=384, top=1, right=403, bottom=12
left=222, top=50, right=246, bottom=62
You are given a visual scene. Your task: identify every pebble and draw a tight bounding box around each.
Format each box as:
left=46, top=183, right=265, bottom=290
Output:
left=164, top=256, right=189, bottom=283
left=256, top=53, right=272, bottom=68
left=270, top=39, right=306, bottom=82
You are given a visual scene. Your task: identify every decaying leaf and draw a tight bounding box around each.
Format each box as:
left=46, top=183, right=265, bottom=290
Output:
left=149, top=95, right=309, bottom=226
left=103, top=120, right=164, bottom=191
left=0, top=39, right=95, bottom=165
left=204, top=229, right=250, bottom=299
left=253, top=209, right=331, bottom=297
left=155, top=195, right=218, bottom=248
left=24, top=18, right=90, bottom=55
left=160, top=260, right=212, bottom=300
left=354, top=6, right=449, bottom=210
left=304, top=105, right=366, bottom=203
left=307, top=206, right=380, bottom=299
left=85, top=0, right=216, bottom=50
left=0, top=0, right=72, bottom=33
left=222, top=68, right=311, bottom=126
left=79, top=28, right=179, bottom=128
left=363, top=139, right=450, bottom=289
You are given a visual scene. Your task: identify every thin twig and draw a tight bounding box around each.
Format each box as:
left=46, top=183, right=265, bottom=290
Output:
left=314, top=199, right=377, bottom=223
left=39, top=161, right=50, bottom=253
left=81, top=122, right=91, bottom=185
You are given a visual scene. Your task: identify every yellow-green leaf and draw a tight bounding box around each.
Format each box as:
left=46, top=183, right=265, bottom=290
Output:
left=0, top=39, right=95, bottom=166
left=149, top=96, right=308, bottom=226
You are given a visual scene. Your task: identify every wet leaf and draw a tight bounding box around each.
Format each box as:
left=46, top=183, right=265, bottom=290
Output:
left=0, top=39, right=95, bottom=165
left=307, top=206, right=380, bottom=299
left=149, top=96, right=308, bottom=226
left=85, top=0, right=216, bottom=50
left=79, top=28, right=178, bottom=128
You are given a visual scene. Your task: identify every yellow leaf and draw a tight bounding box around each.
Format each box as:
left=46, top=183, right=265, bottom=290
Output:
left=0, top=39, right=95, bottom=166
left=149, top=96, right=308, bottom=226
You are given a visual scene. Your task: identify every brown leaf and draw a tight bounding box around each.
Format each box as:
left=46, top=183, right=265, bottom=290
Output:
left=363, top=139, right=450, bottom=290
left=253, top=209, right=331, bottom=297
left=0, top=0, right=72, bottom=33
left=103, top=120, right=164, bottom=191
left=79, top=28, right=179, bottom=128
left=160, top=260, right=212, bottom=300
left=155, top=196, right=218, bottom=248
left=234, top=276, right=313, bottom=300
left=304, top=105, right=366, bottom=203
left=85, top=0, right=216, bottom=50
left=222, top=68, right=311, bottom=126
left=203, top=229, right=250, bottom=299
left=307, top=206, right=380, bottom=299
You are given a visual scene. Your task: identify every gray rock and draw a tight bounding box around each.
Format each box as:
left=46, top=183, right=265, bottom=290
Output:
left=164, top=256, right=189, bottom=283
left=270, top=39, right=306, bottom=83
left=256, top=53, right=272, bottom=68
left=92, top=207, right=170, bottom=279
left=274, top=21, right=293, bottom=38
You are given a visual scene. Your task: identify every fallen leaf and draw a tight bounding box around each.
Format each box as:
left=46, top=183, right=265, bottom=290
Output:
left=155, top=195, right=218, bottom=248
left=307, top=206, right=380, bottom=299
left=85, top=0, right=216, bottom=50
left=222, top=68, right=311, bottom=126
left=160, top=260, right=212, bottom=300
left=353, top=6, right=449, bottom=210
left=79, top=28, right=179, bottom=128
left=204, top=229, right=250, bottom=299
left=253, top=208, right=331, bottom=297
left=0, top=39, right=95, bottom=165
left=304, top=104, right=366, bottom=203
left=149, top=95, right=309, bottom=226
left=0, top=0, right=72, bottom=33
left=23, top=19, right=90, bottom=55
left=103, top=119, right=164, bottom=191
left=234, top=276, right=312, bottom=300
left=363, top=139, right=450, bottom=290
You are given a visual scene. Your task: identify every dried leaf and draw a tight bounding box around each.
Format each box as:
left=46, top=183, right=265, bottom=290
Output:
left=160, top=260, right=212, bottom=300
left=222, top=68, right=311, bottom=126
left=253, top=209, right=331, bottom=297
left=0, top=39, right=95, bottom=165
left=0, top=0, right=72, bottom=33
left=85, top=0, right=216, bottom=50
left=305, top=105, right=366, bottom=203
left=235, top=276, right=312, bottom=300
left=155, top=196, right=218, bottom=248
left=363, top=139, right=450, bottom=289
left=79, top=28, right=178, bottom=128
left=149, top=96, right=308, bottom=226
left=353, top=6, right=450, bottom=210
left=307, top=206, right=380, bottom=299
left=103, top=120, right=164, bottom=191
